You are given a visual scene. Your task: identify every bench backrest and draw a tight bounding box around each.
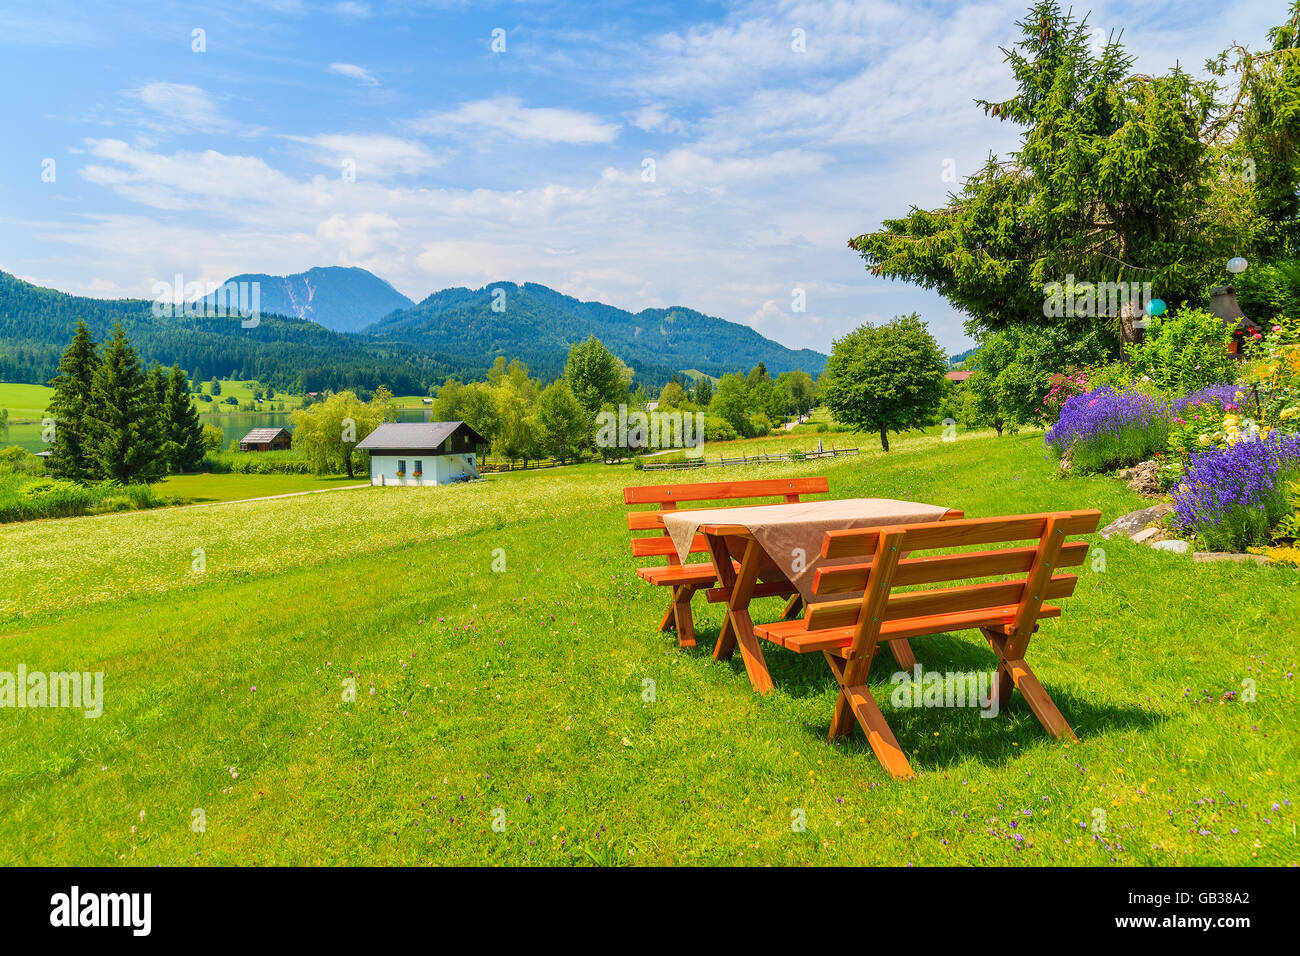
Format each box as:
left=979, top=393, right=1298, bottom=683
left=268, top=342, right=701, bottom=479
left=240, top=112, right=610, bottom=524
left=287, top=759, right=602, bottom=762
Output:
left=624, top=477, right=830, bottom=564
left=807, top=510, right=1101, bottom=655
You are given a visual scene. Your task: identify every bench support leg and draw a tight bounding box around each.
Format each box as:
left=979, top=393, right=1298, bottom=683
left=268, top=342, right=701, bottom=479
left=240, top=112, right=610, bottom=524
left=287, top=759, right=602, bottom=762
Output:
left=824, top=652, right=914, bottom=779
left=981, top=628, right=1076, bottom=742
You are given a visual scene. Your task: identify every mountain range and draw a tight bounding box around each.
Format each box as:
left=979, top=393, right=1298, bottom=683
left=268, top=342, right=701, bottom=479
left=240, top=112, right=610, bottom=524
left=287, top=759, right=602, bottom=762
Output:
left=0, top=266, right=827, bottom=393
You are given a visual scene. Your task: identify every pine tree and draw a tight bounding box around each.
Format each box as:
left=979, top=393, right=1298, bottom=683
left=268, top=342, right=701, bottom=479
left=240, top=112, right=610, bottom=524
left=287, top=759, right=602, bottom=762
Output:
left=85, top=325, right=163, bottom=483
left=167, top=366, right=206, bottom=472
left=45, top=320, right=101, bottom=481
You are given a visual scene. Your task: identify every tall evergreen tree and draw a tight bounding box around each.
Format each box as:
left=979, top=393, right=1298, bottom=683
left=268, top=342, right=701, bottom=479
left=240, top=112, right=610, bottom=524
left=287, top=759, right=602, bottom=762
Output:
left=45, top=320, right=101, bottom=481
left=167, top=365, right=206, bottom=472
left=85, top=325, right=163, bottom=483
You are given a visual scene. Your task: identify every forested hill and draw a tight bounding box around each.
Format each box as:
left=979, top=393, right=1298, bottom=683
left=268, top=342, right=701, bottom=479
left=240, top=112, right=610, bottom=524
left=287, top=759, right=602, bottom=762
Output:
left=0, top=271, right=459, bottom=394
left=365, top=282, right=827, bottom=380
left=0, top=269, right=826, bottom=392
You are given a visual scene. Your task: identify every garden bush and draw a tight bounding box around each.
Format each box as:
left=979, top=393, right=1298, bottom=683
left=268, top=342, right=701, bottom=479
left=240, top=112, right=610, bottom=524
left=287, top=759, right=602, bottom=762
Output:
left=202, top=450, right=312, bottom=475
left=1125, top=307, right=1235, bottom=394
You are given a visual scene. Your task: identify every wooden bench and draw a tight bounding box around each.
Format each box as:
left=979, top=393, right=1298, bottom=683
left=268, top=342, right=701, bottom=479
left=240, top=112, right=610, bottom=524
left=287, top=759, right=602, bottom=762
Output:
left=754, top=509, right=1101, bottom=779
left=623, top=477, right=831, bottom=647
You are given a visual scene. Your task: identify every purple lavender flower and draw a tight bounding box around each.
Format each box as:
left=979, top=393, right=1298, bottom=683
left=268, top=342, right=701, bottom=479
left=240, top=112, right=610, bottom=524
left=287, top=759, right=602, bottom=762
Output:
left=1173, top=432, right=1300, bottom=550
left=1172, top=384, right=1240, bottom=415
left=1045, top=388, right=1169, bottom=452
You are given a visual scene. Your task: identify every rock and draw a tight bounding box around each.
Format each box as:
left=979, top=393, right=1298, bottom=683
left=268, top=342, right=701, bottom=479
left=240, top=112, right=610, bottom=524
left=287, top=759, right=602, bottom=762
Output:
left=1193, top=552, right=1271, bottom=565
left=1131, top=527, right=1161, bottom=544
left=1151, top=539, right=1191, bottom=554
left=1115, top=460, right=1161, bottom=496
left=1099, top=502, right=1174, bottom=539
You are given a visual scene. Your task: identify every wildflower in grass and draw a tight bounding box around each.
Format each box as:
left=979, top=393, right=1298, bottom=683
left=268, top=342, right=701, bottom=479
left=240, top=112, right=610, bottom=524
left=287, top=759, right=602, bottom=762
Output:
left=1173, top=432, right=1300, bottom=551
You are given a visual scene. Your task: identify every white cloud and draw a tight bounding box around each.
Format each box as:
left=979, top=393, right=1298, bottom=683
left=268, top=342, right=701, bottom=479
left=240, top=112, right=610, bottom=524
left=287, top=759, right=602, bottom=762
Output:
left=410, top=96, right=619, bottom=145
left=327, top=62, right=378, bottom=86
left=287, top=133, right=442, bottom=177
left=331, top=2, right=372, bottom=19
left=132, top=82, right=228, bottom=132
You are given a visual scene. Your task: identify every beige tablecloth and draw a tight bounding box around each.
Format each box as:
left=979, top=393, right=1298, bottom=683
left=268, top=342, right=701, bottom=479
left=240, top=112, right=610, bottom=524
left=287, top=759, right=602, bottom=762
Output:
left=661, top=497, right=952, bottom=601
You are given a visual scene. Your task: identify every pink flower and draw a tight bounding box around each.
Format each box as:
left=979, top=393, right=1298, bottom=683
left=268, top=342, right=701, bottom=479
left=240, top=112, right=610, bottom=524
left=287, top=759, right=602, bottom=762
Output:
left=1273, top=325, right=1283, bottom=333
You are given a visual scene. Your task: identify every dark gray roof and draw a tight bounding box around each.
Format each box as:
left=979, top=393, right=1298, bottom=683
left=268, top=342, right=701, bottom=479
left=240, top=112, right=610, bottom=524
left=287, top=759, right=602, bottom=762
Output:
left=356, top=421, right=483, bottom=451
left=241, top=427, right=290, bottom=442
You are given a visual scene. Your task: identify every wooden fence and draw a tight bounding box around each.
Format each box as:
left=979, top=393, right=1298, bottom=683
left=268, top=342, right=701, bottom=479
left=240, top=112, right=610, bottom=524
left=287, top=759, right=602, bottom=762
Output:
left=641, top=447, right=859, bottom=471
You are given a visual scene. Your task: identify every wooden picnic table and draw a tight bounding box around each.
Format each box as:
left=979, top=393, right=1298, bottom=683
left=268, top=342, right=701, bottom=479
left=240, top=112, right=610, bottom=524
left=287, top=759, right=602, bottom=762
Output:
left=662, top=498, right=962, bottom=694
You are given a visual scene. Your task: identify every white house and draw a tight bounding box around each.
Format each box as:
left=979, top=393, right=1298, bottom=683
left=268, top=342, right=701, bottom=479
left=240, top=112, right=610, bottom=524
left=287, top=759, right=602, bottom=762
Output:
left=356, top=421, right=487, bottom=486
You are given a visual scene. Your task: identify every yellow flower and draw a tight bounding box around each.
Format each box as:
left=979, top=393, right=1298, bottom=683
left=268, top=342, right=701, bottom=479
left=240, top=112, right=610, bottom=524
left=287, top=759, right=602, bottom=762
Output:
left=1197, top=434, right=1212, bottom=446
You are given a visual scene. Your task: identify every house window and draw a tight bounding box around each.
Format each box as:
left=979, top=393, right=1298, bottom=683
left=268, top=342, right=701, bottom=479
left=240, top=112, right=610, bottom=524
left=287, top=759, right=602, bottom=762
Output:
left=397, top=459, right=406, bottom=475
left=414, top=459, right=423, bottom=477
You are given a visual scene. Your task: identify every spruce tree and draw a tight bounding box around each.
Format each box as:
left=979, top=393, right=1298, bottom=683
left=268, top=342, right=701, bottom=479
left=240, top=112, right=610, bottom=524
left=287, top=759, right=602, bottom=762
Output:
left=85, top=325, right=163, bottom=483
left=167, top=365, right=206, bottom=472
left=45, top=320, right=101, bottom=481
left=146, top=363, right=174, bottom=470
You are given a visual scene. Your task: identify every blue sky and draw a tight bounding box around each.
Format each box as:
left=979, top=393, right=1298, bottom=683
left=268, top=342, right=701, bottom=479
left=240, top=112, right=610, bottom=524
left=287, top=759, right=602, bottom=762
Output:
left=0, top=0, right=1286, bottom=356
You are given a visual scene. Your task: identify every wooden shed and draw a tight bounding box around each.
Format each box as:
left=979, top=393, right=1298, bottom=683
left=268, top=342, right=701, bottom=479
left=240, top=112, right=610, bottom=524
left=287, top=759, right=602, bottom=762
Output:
left=239, top=427, right=292, bottom=452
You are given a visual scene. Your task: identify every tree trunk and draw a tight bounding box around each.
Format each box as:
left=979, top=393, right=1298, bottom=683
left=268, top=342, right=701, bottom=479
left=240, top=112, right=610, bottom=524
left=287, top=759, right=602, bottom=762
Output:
left=879, top=424, right=890, bottom=452
left=344, top=451, right=354, bottom=478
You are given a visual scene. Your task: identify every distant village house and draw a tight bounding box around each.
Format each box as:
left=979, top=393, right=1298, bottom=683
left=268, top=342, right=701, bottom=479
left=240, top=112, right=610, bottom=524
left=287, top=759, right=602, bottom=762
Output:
left=356, top=421, right=487, bottom=486
left=239, top=427, right=292, bottom=452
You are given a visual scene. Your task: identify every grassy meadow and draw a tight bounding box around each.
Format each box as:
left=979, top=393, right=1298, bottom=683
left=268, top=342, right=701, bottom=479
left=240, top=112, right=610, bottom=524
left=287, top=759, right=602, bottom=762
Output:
left=0, top=427, right=1296, bottom=865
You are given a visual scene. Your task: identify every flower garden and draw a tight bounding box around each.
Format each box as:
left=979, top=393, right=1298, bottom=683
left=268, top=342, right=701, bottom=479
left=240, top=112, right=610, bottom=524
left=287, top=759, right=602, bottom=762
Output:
left=1044, top=316, right=1300, bottom=561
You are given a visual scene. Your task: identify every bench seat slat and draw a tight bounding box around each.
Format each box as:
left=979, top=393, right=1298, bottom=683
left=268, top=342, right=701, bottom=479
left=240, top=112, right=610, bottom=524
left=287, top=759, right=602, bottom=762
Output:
left=757, top=604, right=1064, bottom=653
left=805, top=574, right=1077, bottom=630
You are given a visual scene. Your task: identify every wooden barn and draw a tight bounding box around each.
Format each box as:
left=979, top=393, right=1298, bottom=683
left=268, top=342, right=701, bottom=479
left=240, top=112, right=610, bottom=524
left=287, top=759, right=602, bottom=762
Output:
left=238, top=427, right=292, bottom=452
left=356, top=421, right=487, bottom=486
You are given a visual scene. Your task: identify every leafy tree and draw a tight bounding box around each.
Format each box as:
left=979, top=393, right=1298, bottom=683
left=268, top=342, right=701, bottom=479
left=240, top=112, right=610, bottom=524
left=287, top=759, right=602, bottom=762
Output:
left=657, top=380, right=687, bottom=408
left=166, top=366, right=206, bottom=472
left=536, top=380, right=589, bottom=463
left=432, top=377, right=501, bottom=444
left=1125, top=307, right=1236, bottom=392
left=291, top=390, right=392, bottom=477
left=85, top=325, right=162, bottom=483
left=820, top=314, right=947, bottom=451
left=746, top=363, right=770, bottom=388
left=45, top=320, right=101, bottom=481
left=964, top=332, right=1031, bottom=436
left=565, top=336, right=626, bottom=412
left=210, top=378, right=221, bottom=396
left=709, top=373, right=750, bottom=436
left=200, top=423, right=225, bottom=454
left=777, top=369, right=816, bottom=418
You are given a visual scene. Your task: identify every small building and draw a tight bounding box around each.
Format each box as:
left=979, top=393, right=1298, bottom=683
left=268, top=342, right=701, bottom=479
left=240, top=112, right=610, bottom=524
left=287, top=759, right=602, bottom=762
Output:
left=945, top=370, right=973, bottom=383
left=239, top=427, right=292, bottom=452
left=356, top=421, right=487, bottom=486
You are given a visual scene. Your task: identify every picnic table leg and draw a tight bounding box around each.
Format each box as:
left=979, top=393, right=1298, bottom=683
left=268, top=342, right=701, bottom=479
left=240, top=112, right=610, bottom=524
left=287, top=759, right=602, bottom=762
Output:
left=886, top=639, right=916, bottom=670
left=781, top=593, right=803, bottom=620
left=720, top=537, right=775, bottom=694
left=825, top=651, right=913, bottom=779
left=707, top=534, right=739, bottom=661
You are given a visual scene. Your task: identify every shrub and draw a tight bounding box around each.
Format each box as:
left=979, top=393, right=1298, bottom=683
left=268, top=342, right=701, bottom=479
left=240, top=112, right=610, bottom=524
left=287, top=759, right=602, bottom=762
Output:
left=0, top=446, right=45, bottom=476
left=702, top=415, right=738, bottom=443
left=1041, top=371, right=1089, bottom=424
left=202, top=450, right=312, bottom=475
left=1173, top=433, right=1300, bottom=551
left=1125, top=307, right=1236, bottom=393
left=1045, top=387, right=1169, bottom=472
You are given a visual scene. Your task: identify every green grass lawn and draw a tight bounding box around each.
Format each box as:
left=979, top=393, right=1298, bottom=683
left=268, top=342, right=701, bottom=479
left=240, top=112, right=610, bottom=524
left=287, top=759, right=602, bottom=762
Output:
left=0, top=430, right=1296, bottom=865
left=0, top=382, right=53, bottom=421
left=158, top=472, right=365, bottom=504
